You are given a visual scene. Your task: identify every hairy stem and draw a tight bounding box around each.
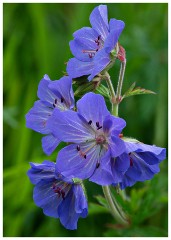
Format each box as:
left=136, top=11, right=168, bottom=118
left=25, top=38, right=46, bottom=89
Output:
left=114, top=60, right=126, bottom=115
left=103, top=72, right=116, bottom=115
left=102, top=61, right=129, bottom=225
left=102, top=186, right=129, bottom=225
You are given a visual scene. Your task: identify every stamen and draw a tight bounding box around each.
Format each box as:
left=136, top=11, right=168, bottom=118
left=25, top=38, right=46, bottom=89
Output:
left=61, top=97, right=64, bottom=103
left=88, top=120, right=92, bottom=125
left=55, top=99, right=57, bottom=104
left=77, top=145, right=80, bottom=151
left=79, top=150, right=87, bottom=159
left=96, top=122, right=100, bottom=128
left=82, top=50, right=96, bottom=54
left=96, top=122, right=102, bottom=130
left=96, top=162, right=100, bottom=168
left=53, top=103, right=56, bottom=108
left=98, top=35, right=101, bottom=40
left=54, top=187, right=61, bottom=197
left=82, top=49, right=96, bottom=58
left=130, top=158, right=133, bottom=166
left=96, top=135, right=106, bottom=144
left=61, top=190, right=65, bottom=200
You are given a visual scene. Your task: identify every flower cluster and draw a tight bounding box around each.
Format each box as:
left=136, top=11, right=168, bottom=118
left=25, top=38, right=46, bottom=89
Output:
left=67, top=5, right=125, bottom=81
left=26, top=5, right=166, bottom=230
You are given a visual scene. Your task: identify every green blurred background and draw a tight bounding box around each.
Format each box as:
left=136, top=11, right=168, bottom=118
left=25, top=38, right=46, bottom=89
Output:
left=3, top=3, right=168, bottom=237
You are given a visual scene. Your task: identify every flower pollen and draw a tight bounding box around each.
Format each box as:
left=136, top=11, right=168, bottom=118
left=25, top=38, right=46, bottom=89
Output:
left=96, top=134, right=106, bottom=145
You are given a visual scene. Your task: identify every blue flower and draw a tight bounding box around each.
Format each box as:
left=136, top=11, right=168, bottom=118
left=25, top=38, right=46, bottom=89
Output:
left=27, top=160, right=88, bottom=230
left=48, top=92, right=126, bottom=185
left=25, top=74, right=74, bottom=155
left=67, top=5, right=125, bottom=81
left=113, top=140, right=166, bottom=189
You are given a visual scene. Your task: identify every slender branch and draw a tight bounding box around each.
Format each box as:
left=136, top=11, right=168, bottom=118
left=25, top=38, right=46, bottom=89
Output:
left=114, top=60, right=126, bottom=115
left=102, top=186, right=129, bottom=225
left=103, top=72, right=116, bottom=115
left=101, top=62, right=129, bottom=226
left=116, top=60, right=126, bottom=98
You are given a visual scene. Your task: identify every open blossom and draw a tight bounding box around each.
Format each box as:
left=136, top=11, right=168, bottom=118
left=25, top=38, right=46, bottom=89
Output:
left=67, top=5, right=125, bottom=81
left=48, top=92, right=127, bottom=185
left=25, top=74, right=74, bottom=155
left=113, top=140, right=166, bottom=189
left=27, top=160, right=88, bottom=230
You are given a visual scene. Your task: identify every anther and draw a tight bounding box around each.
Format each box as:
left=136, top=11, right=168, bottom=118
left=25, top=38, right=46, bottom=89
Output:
left=96, top=122, right=100, bottom=128
left=61, top=190, right=65, bottom=200
left=61, top=97, right=64, bottom=103
left=88, top=120, right=92, bottom=125
left=96, top=162, right=100, bottom=168
left=53, top=103, right=56, bottom=108
left=77, top=145, right=80, bottom=151
left=119, top=133, right=123, bottom=138
left=55, top=99, right=57, bottom=104
left=98, top=35, right=101, bottom=40
left=130, top=158, right=133, bottom=167
left=97, top=126, right=102, bottom=130
left=84, top=154, right=87, bottom=159
left=89, top=53, right=94, bottom=58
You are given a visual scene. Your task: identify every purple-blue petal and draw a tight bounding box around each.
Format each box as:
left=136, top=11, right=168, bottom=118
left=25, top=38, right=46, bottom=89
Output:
left=67, top=58, right=94, bottom=79
left=103, top=115, right=113, bottom=134
left=109, top=135, right=126, bottom=157
left=110, top=153, right=130, bottom=184
left=33, top=179, right=62, bottom=218
left=125, top=155, right=160, bottom=182
left=25, top=100, right=52, bottom=134
left=47, top=108, right=93, bottom=143
left=89, top=150, right=114, bottom=185
left=73, top=26, right=98, bottom=39
left=56, top=143, right=98, bottom=180
left=77, top=92, right=110, bottom=127
left=41, top=134, right=60, bottom=156
left=88, top=49, right=111, bottom=81
left=119, top=175, right=137, bottom=190
left=109, top=115, right=126, bottom=135
left=104, top=19, right=125, bottom=53
left=70, top=38, right=95, bottom=62
left=57, top=187, right=80, bottom=230
left=48, top=76, right=75, bottom=110
left=89, top=5, right=109, bottom=41
left=125, top=141, right=166, bottom=165
left=27, top=160, right=56, bottom=184
left=73, top=184, right=88, bottom=217
left=37, top=75, right=56, bottom=106
left=114, top=153, right=130, bottom=172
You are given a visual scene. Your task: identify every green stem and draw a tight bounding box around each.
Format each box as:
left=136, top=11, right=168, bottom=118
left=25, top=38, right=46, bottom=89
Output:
left=101, top=61, right=129, bottom=225
left=102, top=186, right=129, bottom=225
left=104, top=72, right=116, bottom=115
left=114, top=60, right=127, bottom=116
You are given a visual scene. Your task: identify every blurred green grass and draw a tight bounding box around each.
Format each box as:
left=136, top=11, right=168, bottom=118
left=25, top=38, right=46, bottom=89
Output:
left=3, top=3, right=168, bottom=237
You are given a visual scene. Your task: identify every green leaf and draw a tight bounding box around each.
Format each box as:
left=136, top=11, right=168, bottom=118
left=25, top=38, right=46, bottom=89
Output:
left=110, top=187, right=132, bottom=214
left=122, top=82, right=156, bottom=100
left=94, top=195, right=109, bottom=209
left=88, top=202, right=109, bottom=215
left=95, top=83, right=110, bottom=99
left=74, top=81, right=99, bottom=97
left=104, top=226, right=168, bottom=237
